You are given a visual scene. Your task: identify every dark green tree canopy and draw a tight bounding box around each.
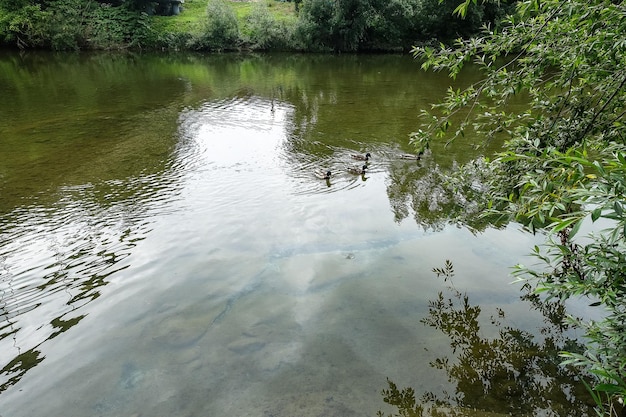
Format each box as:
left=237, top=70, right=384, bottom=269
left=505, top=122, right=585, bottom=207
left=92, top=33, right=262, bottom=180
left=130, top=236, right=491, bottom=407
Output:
left=296, top=0, right=511, bottom=51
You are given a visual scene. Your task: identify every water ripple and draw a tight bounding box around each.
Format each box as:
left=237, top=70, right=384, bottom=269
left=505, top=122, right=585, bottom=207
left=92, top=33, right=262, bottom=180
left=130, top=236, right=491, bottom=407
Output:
left=281, top=143, right=396, bottom=196
left=0, top=158, right=186, bottom=392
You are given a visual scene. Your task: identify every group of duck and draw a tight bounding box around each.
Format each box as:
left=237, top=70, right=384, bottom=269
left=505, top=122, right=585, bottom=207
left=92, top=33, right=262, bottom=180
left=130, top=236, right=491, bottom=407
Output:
left=313, top=150, right=424, bottom=180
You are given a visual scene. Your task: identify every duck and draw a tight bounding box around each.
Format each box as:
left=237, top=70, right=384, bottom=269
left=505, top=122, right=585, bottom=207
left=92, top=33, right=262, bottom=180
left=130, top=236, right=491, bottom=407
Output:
left=347, top=164, right=368, bottom=175
left=351, top=152, right=371, bottom=161
left=398, top=151, right=424, bottom=160
left=314, top=169, right=332, bottom=180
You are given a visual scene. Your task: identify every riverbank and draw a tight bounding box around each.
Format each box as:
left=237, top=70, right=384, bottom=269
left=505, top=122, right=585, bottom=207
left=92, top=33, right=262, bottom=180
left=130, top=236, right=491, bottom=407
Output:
left=0, top=0, right=505, bottom=52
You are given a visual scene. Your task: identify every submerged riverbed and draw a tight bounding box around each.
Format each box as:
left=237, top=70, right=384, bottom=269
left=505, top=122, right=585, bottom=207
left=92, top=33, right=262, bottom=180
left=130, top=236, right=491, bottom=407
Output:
left=0, top=51, right=595, bottom=416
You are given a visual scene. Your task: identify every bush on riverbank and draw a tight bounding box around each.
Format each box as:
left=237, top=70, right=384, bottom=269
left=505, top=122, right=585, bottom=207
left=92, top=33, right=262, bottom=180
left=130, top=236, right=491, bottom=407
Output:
left=0, top=0, right=512, bottom=52
left=0, top=0, right=155, bottom=50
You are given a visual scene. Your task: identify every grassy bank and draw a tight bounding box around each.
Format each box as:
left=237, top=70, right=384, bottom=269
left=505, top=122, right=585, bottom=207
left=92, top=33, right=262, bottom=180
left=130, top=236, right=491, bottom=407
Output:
left=151, top=0, right=208, bottom=34
left=151, top=0, right=297, bottom=37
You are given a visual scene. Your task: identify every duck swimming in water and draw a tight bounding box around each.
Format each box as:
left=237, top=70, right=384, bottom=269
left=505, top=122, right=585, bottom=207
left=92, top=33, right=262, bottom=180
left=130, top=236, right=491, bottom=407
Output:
left=347, top=164, right=368, bottom=175
left=351, top=152, right=371, bottom=161
left=398, top=151, right=424, bottom=160
left=314, top=169, right=332, bottom=180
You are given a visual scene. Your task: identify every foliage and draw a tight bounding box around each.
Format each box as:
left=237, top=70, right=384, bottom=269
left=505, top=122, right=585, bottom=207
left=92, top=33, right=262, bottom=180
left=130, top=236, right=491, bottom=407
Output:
left=0, top=0, right=511, bottom=51
left=0, top=0, right=154, bottom=49
left=508, top=147, right=626, bottom=414
left=0, top=2, right=50, bottom=48
left=412, top=0, right=626, bottom=414
left=295, top=0, right=421, bottom=51
left=294, top=0, right=510, bottom=52
left=294, top=0, right=340, bottom=51
left=45, top=0, right=92, bottom=50
left=362, top=0, right=419, bottom=50
left=45, top=0, right=152, bottom=50
left=242, top=1, right=295, bottom=50
left=414, top=0, right=484, bottom=41
left=90, top=2, right=154, bottom=49
left=191, top=0, right=239, bottom=51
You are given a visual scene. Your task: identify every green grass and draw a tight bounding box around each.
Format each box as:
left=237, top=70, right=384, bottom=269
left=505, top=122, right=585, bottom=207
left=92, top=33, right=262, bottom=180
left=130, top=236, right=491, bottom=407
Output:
left=263, top=0, right=297, bottom=22
left=151, top=0, right=206, bottom=33
left=151, top=0, right=297, bottom=35
left=230, top=1, right=255, bottom=21
left=231, top=0, right=297, bottom=22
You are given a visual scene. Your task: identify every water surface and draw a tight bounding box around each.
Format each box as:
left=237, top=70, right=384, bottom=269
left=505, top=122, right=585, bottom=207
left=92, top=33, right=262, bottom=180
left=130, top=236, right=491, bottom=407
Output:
left=0, top=51, right=595, bottom=416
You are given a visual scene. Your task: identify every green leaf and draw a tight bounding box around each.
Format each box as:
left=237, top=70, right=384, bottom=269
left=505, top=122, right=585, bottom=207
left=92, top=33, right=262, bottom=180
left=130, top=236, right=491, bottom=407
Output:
left=569, top=218, right=583, bottom=238
left=591, top=208, right=602, bottom=222
left=614, top=201, right=623, bottom=216
left=581, top=379, right=602, bottom=405
left=552, top=218, right=576, bottom=233
left=594, top=384, right=625, bottom=394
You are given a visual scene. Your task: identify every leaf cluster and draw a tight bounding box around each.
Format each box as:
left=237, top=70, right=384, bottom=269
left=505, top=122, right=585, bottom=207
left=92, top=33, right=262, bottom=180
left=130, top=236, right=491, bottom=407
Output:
left=0, top=0, right=153, bottom=49
left=193, top=0, right=240, bottom=51
left=294, top=0, right=510, bottom=52
left=412, top=0, right=626, bottom=413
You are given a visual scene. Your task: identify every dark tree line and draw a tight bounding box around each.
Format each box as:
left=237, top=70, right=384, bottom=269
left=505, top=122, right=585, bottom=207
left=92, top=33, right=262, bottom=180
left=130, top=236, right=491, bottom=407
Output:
left=296, top=0, right=510, bottom=51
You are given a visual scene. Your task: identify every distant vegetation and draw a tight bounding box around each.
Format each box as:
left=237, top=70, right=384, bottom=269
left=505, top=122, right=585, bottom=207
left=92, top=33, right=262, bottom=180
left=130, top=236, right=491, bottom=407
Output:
left=0, top=0, right=513, bottom=51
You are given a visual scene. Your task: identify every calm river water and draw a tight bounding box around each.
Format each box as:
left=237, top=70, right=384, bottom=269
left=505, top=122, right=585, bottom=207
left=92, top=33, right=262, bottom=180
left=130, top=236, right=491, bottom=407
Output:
left=0, top=51, right=595, bottom=416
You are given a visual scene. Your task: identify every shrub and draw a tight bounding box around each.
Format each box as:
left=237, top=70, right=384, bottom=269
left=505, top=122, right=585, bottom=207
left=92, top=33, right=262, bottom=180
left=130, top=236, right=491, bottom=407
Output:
left=193, top=0, right=240, bottom=51
left=0, top=4, right=51, bottom=48
left=363, top=0, right=420, bottom=51
left=88, top=2, right=154, bottom=49
left=244, top=1, right=294, bottom=50
left=293, top=0, right=336, bottom=51
left=46, top=0, right=95, bottom=50
left=414, top=0, right=484, bottom=41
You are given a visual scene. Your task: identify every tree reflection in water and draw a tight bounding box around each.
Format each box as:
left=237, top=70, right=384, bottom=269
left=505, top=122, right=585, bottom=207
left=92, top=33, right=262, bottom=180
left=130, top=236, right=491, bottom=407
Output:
left=379, top=261, right=595, bottom=417
left=386, top=157, right=498, bottom=232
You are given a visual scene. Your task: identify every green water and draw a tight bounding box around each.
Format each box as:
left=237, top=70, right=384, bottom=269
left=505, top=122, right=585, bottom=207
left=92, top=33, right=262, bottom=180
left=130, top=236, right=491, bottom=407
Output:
left=0, top=51, right=594, bottom=416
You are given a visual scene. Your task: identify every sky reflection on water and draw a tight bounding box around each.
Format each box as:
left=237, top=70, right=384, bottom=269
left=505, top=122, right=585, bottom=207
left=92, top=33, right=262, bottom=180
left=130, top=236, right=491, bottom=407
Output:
left=0, top=52, right=597, bottom=417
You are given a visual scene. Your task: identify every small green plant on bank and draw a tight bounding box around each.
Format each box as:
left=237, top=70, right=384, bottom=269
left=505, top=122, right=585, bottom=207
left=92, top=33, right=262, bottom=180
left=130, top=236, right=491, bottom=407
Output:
left=193, top=0, right=240, bottom=50
left=242, top=1, right=296, bottom=50
left=0, top=0, right=154, bottom=49
left=412, top=0, right=626, bottom=415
